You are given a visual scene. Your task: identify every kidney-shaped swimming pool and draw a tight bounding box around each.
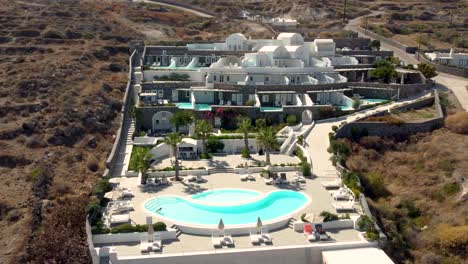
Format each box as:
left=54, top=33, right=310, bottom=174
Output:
left=144, top=189, right=310, bottom=226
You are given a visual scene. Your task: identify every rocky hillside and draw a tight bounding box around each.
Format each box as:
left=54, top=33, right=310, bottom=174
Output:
left=0, top=0, right=142, bottom=263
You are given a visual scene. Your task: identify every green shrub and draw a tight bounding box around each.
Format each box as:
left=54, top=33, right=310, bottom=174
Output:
left=244, top=99, right=256, bottom=106
left=153, top=222, right=167, bottom=231
left=357, top=215, right=374, bottom=231
left=301, top=162, right=312, bottom=177
left=206, top=138, right=224, bottom=153
left=91, top=177, right=111, bottom=198
left=286, top=115, right=298, bottom=126
left=320, top=211, right=339, bottom=222
left=442, top=182, right=461, bottom=196
left=331, top=125, right=338, bottom=132
left=200, top=152, right=212, bottom=159
left=241, top=148, right=250, bottom=158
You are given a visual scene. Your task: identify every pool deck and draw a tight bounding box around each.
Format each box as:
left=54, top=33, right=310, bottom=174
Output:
left=101, top=172, right=363, bottom=256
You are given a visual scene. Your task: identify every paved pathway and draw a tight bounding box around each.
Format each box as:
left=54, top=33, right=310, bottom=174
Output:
left=134, top=0, right=214, bottom=18
left=345, top=12, right=468, bottom=111
left=112, top=119, right=135, bottom=177
left=305, top=93, right=432, bottom=179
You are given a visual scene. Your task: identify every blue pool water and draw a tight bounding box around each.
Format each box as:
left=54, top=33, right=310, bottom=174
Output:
left=191, top=189, right=261, bottom=203
left=176, top=102, right=212, bottom=111
left=145, top=190, right=308, bottom=225
left=260, top=106, right=283, bottom=112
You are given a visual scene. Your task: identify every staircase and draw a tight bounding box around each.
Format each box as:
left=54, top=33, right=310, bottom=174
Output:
left=126, top=119, right=135, bottom=144
left=171, top=224, right=182, bottom=238
left=208, top=167, right=235, bottom=174
left=288, top=217, right=297, bottom=229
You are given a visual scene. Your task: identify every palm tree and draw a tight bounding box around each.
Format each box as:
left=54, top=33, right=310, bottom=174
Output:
left=134, top=147, right=152, bottom=184
left=165, top=132, right=183, bottom=181
left=170, top=111, right=194, bottom=132
left=237, top=116, right=252, bottom=158
left=195, top=120, right=213, bottom=156
left=256, top=127, right=278, bottom=165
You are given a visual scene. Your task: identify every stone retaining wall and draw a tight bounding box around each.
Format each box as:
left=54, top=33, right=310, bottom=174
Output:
left=335, top=91, right=443, bottom=139
left=415, top=52, right=468, bottom=78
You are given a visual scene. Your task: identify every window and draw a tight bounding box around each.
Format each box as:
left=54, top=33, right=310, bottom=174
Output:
left=185, top=91, right=190, bottom=97
left=158, top=90, right=164, bottom=98
left=262, top=95, right=269, bottom=102
left=249, top=76, right=253, bottom=81
left=220, top=75, right=224, bottom=82
left=227, top=76, right=230, bottom=82
left=265, top=76, right=269, bottom=82
left=213, top=75, right=217, bottom=81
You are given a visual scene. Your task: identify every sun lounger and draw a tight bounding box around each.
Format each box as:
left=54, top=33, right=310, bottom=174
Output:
left=315, top=224, right=330, bottom=240
left=196, top=175, right=206, bottom=183
left=240, top=174, right=249, bottom=181
left=250, top=230, right=261, bottom=245
left=333, top=201, right=355, bottom=211
left=109, top=214, right=130, bottom=226
left=263, top=177, right=274, bottom=185
left=223, top=232, right=235, bottom=247
left=321, top=179, right=342, bottom=189
left=247, top=174, right=255, bottom=181
left=151, top=234, right=162, bottom=251
left=303, top=223, right=317, bottom=241
left=186, top=175, right=197, bottom=182
left=211, top=232, right=223, bottom=248
left=159, top=177, right=169, bottom=185
left=121, top=189, right=134, bottom=198
left=260, top=227, right=273, bottom=244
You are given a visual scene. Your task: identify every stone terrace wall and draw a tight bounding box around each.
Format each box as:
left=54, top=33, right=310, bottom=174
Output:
left=356, top=27, right=417, bottom=54
left=415, top=52, right=468, bottom=78
left=105, top=50, right=139, bottom=174
left=335, top=91, right=444, bottom=139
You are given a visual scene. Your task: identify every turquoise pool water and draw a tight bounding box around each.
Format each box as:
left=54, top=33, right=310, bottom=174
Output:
left=191, top=189, right=261, bottom=203
left=145, top=190, right=308, bottom=225
left=177, top=102, right=212, bottom=111
left=260, top=106, right=283, bottom=112
left=337, top=105, right=354, bottom=111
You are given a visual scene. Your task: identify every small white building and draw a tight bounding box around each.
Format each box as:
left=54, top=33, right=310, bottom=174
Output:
left=269, top=17, right=298, bottom=27
left=425, top=48, right=468, bottom=68
left=321, top=247, right=394, bottom=264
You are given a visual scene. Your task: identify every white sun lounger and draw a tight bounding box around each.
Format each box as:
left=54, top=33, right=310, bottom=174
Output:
left=109, top=214, right=130, bottom=226
left=223, top=232, right=235, bottom=247
left=140, top=235, right=151, bottom=253
left=196, top=175, right=206, bottom=183
left=260, top=227, right=273, bottom=244
left=247, top=174, right=255, bottom=181
left=240, top=174, right=249, bottom=181
left=250, top=230, right=261, bottom=245
left=263, top=177, right=274, bottom=185
left=186, top=175, right=197, bottom=182
left=211, top=232, right=223, bottom=248
left=321, top=179, right=342, bottom=189
left=151, top=234, right=162, bottom=251
left=333, top=201, right=355, bottom=211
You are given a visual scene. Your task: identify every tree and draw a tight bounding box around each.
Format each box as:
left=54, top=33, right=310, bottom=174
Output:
left=164, top=132, right=183, bottom=181
left=286, top=115, right=297, bottom=126
left=195, top=120, right=213, bottom=156
left=370, top=60, right=398, bottom=83
left=134, top=147, right=152, bottom=184
left=417, top=63, right=438, bottom=79
left=369, top=40, right=381, bottom=51
left=170, top=111, right=194, bottom=132
left=256, top=127, right=278, bottom=165
left=352, top=96, right=361, bottom=109
left=237, top=116, right=252, bottom=158
left=255, top=118, right=267, bottom=130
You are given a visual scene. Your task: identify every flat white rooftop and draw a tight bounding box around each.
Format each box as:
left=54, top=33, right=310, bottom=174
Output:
left=322, top=247, right=394, bottom=264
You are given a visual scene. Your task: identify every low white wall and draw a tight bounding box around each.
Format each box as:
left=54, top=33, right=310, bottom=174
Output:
left=149, top=143, right=171, bottom=160
left=93, top=228, right=178, bottom=244
left=293, top=219, right=354, bottom=232
left=126, top=171, right=139, bottom=177
left=133, top=137, right=159, bottom=146
left=219, top=139, right=259, bottom=154
left=148, top=169, right=209, bottom=177
left=176, top=217, right=290, bottom=236
left=108, top=241, right=378, bottom=264
left=234, top=166, right=298, bottom=174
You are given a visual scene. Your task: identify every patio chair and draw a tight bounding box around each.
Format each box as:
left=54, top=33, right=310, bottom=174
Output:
left=273, top=177, right=283, bottom=185
left=315, top=224, right=330, bottom=240
left=211, top=232, right=223, bottom=248
left=249, top=229, right=261, bottom=245
left=292, top=175, right=306, bottom=183
left=260, top=227, right=273, bottom=244
left=121, top=188, right=134, bottom=198
left=303, top=223, right=317, bottom=242
left=223, top=232, right=235, bottom=247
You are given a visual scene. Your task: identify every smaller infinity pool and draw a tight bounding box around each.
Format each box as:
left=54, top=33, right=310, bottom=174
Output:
left=361, top=98, right=389, bottom=105
left=176, top=102, right=212, bottom=111
left=191, top=189, right=261, bottom=203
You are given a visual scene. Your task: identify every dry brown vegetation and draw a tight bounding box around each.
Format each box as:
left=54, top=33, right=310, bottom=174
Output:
left=343, top=116, right=468, bottom=263
left=445, top=111, right=468, bottom=134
